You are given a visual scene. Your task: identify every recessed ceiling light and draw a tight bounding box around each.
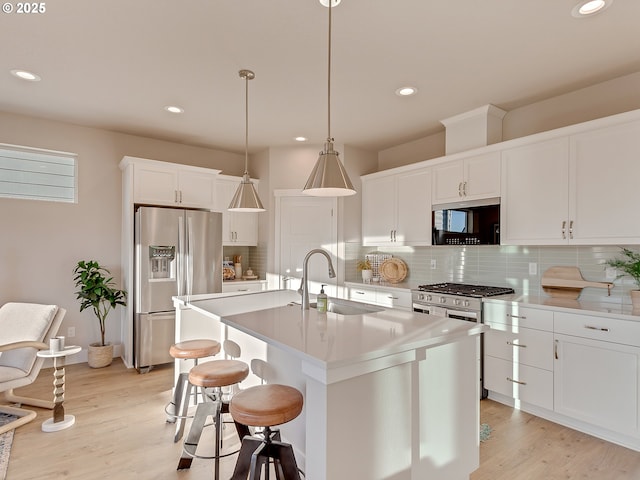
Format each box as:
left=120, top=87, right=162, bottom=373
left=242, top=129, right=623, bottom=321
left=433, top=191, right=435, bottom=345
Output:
left=10, top=69, right=41, bottom=81
left=295, top=136, right=308, bottom=142
left=571, top=0, right=612, bottom=17
left=395, top=86, right=417, bottom=97
left=164, top=105, right=184, bottom=114
left=319, top=0, right=341, bottom=7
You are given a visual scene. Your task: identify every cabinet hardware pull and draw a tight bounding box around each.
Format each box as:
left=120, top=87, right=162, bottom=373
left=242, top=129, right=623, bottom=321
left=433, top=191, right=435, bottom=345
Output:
left=569, top=220, right=574, bottom=239
left=506, top=314, right=527, bottom=319
left=554, top=339, right=559, bottom=359
left=506, top=341, right=526, bottom=348
left=506, top=377, right=526, bottom=386
left=463, top=181, right=467, bottom=196
left=355, top=291, right=365, bottom=295
left=179, top=190, right=183, bottom=203
left=561, top=220, right=566, bottom=239
left=393, top=230, right=397, bottom=242
left=390, top=230, right=394, bottom=241
left=584, top=325, right=609, bottom=332
left=175, top=190, right=179, bottom=203
left=387, top=295, right=399, bottom=300
left=458, top=182, right=463, bottom=197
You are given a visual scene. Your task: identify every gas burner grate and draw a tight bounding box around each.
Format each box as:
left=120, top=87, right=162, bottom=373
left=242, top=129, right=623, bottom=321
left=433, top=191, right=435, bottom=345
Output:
left=417, top=282, right=514, bottom=298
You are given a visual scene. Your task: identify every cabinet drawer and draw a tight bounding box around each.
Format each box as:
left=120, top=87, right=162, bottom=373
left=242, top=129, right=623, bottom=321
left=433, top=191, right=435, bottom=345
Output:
left=555, top=312, right=640, bottom=348
left=375, top=289, right=411, bottom=310
left=348, top=287, right=377, bottom=304
left=484, top=356, right=553, bottom=410
left=222, top=281, right=265, bottom=293
left=485, top=327, right=553, bottom=371
left=484, top=302, right=553, bottom=331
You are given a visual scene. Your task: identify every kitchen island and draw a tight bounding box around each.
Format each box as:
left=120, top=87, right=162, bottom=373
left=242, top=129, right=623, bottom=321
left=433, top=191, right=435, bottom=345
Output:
left=173, top=289, right=487, bottom=480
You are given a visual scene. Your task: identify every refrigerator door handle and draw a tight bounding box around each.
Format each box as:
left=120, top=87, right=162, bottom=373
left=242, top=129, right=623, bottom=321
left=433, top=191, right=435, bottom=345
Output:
left=186, top=215, right=193, bottom=295
left=177, top=214, right=185, bottom=296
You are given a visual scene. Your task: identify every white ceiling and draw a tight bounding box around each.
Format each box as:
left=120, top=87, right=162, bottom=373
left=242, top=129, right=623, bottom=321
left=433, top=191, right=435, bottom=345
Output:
left=2, top=0, right=639, bottom=155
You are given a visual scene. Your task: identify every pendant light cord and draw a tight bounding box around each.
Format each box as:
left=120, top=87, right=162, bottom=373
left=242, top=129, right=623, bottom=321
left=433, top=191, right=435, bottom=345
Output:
left=244, top=72, right=249, bottom=175
left=327, top=0, right=332, bottom=142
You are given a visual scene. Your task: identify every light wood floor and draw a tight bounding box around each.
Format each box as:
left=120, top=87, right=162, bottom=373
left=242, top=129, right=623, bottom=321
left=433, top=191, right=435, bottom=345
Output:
left=6, top=359, right=640, bottom=479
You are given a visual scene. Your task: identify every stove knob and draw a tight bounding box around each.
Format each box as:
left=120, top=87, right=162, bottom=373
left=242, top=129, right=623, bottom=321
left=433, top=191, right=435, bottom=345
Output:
left=454, top=298, right=461, bottom=306
left=464, top=299, right=470, bottom=307
left=439, top=296, right=446, bottom=304
left=426, top=294, right=432, bottom=302
left=418, top=293, right=425, bottom=301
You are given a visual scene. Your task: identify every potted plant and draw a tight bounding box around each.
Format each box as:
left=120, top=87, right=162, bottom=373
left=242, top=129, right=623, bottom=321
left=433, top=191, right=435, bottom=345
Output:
left=357, top=258, right=373, bottom=283
left=73, top=260, right=127, bottom=368
left=605, top=248, right=640, bottom=308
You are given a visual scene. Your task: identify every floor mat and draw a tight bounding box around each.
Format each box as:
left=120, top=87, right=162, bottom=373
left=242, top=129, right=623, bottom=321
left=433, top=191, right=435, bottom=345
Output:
left=0, top=414, right=17, bottom=480
left=480, top=423, right=492, bottom=442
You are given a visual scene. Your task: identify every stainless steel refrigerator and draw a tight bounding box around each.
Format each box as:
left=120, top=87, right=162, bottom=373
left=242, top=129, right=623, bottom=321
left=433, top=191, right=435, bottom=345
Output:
left=134, top=206, right=222, bottom=372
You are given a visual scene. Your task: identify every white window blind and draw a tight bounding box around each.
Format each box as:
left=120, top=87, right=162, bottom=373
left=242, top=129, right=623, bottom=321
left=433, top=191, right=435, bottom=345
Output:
left=0, top=144, right=77, bottom=203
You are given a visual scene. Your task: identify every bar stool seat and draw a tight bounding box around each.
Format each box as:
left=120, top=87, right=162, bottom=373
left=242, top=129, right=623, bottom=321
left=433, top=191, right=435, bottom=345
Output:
left=229, top=384, right=304, bottom=480
left=170, top=339, right=221, bottom=359
left=166, top=339, right=221, bottom=442
left=178, top=359, right=250, bottom=479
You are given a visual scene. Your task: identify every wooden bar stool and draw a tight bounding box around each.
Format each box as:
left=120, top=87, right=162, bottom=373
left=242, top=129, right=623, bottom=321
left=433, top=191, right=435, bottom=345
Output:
left=166, top=339, right=221, bottom=442
left=229, top=384, right=304, bottom=480
left=177, top=359, right=251, bottom=480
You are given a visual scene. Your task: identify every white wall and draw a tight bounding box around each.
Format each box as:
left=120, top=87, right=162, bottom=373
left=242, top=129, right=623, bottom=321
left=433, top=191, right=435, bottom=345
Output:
left=0, top=111, right=244, bottom=364
left=376, top=71, right=640, bottom=170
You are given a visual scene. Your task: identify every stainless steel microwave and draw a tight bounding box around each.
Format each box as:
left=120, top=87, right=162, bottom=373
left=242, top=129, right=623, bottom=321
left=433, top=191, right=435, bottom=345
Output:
left=432, top=199, right=500, bottom=245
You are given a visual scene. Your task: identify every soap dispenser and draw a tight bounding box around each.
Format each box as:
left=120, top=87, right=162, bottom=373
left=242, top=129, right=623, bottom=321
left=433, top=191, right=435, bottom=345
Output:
left=317, top=284, right=328, bottom=313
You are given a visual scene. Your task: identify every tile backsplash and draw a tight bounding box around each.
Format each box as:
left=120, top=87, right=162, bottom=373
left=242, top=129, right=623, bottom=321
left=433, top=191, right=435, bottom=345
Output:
left=346, top=243, right=639, bottom=306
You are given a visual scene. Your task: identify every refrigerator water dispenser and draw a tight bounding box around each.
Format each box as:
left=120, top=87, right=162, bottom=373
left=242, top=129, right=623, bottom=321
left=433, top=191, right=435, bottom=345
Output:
left=149, top=246, right=175, bottom=279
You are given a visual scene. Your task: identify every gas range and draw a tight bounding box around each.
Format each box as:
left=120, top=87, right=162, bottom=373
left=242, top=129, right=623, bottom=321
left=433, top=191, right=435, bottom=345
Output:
left=415, top=282, right=515, bottom=298
left=411, top=282, right=514, bottom=321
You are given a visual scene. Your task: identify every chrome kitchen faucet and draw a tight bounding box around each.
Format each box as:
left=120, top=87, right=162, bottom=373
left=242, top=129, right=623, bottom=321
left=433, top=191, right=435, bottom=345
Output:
left=298, top=248, right=336, bottom=310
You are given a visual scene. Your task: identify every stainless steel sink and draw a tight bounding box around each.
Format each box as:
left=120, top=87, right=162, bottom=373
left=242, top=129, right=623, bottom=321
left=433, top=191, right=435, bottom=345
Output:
left=315, top=298, right=384, bottom=316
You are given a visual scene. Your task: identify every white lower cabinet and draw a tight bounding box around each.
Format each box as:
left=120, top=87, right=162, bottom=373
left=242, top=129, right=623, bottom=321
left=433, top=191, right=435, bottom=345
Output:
left=484, top=301, right=640, bottom=451
left=346, top=283, right=411, bottom=311
left=553, top=311, right=640, bottom=439
left=554, top=332, right=640, bottom=437
left=484, top=356, right=554, bottom=410
left=483, top=302, right=554, bottom=410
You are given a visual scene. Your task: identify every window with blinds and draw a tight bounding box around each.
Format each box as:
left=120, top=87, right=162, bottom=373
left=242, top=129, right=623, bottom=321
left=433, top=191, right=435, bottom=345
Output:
left=0, top=144, right=77, bottom=203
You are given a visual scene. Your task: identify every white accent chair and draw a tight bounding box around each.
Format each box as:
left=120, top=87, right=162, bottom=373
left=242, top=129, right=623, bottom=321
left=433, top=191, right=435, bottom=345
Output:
left=0, top=302, right=66, bottom=434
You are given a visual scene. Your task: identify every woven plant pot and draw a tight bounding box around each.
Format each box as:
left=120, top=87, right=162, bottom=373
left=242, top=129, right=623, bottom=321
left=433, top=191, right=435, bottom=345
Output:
left=88, top=343, right=113, bottom=368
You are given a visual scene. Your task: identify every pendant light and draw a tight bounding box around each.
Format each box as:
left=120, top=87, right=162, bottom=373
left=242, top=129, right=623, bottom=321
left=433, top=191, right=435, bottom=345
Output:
left=228, top=69, right=265, bottom=212
left=302, top=0, right=356, bottom=197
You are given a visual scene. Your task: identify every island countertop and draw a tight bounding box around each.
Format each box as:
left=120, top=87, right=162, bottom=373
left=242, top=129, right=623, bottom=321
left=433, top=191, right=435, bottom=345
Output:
left=175, top=289, right=487, bottom=383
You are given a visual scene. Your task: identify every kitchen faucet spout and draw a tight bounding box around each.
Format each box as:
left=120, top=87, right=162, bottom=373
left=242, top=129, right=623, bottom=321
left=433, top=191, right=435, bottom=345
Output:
left=298, top=248, right=336, bottom=310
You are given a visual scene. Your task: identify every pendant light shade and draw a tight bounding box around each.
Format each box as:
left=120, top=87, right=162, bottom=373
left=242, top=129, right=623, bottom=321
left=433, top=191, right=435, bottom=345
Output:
left=229, top=69, right=265, bottom=212
left=303, top=0, right=356, bottom=197
left=303, top=139, right=355, bottom=196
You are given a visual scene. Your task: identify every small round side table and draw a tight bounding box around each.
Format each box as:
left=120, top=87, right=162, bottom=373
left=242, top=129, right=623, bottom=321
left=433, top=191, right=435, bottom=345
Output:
left=36, top=345, right=82, bottom=432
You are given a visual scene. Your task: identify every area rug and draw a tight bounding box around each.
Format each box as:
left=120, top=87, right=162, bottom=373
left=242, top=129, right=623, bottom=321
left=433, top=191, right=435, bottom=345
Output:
left=0, top=414, right=17, bottom=480
left=480, top=423, right=492, bottom=442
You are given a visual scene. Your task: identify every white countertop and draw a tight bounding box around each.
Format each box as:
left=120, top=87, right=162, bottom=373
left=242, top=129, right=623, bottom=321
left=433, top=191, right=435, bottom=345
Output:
left=484, top=294, right=640, bottom=321
left=178, top=290, right=487, bottom=373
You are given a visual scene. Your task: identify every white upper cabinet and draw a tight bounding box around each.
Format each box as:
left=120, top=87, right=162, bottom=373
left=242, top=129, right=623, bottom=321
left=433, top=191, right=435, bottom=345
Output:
left=124, top=157, right=220, bottom=209
left=501, top=137, right=570, bottom=245
left=213, top=175, right=258, bottom=246
left=569, top=119, right=640, bottom=244
left=362, top=168, right=431, bottom=246
left=501, top=116, right=640, bottom=245
left=432, top=151, right=500, bottom=205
